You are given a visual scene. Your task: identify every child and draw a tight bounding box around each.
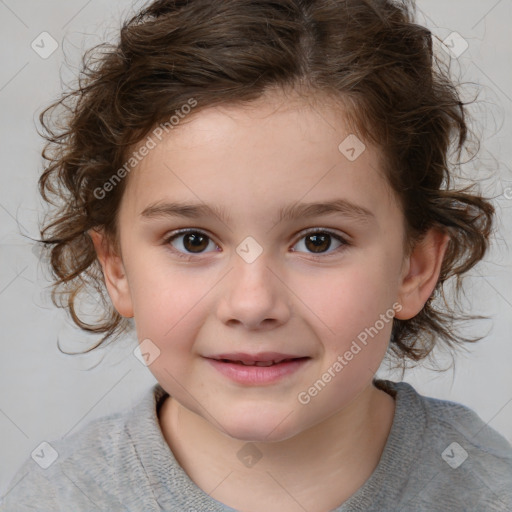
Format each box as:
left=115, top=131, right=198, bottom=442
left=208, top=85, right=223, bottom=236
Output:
left=2, top=0, right=511, bottom=510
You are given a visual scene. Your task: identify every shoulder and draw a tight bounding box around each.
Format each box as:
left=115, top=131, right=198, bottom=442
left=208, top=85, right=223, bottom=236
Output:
left=0, top=413, right=129, bottom=512
left=420, top=388, right=512, bottom=453
left=419, top=385, right=512, bottom=473
left=379, top=379, right=512, bottom=511
left=0, top=384, right=168, bottom=512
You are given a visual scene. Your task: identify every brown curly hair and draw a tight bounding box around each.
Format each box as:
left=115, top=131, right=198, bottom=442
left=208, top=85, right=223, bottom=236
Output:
left=37, top=0, right=494, bottom=369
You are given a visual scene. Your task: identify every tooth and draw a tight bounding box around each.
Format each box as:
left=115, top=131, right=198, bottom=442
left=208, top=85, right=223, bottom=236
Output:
left=227, top=359, right=294, bottom=366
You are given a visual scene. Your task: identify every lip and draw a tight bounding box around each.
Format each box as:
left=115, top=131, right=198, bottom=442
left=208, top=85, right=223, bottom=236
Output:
left=208, top=352, right=307, bottom=364
left=204, top=357, right=311, bottom=385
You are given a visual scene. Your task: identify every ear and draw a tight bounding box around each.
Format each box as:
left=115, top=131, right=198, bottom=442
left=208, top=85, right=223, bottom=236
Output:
left=88, top=228, right=134, bottom=318
left=395, top=228, right=450, bottom=321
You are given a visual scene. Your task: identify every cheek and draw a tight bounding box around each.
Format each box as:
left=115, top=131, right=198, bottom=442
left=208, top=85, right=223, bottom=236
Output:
left=297, top=264, right=392, bottom=333
left=293, top=259, right=398, bottom=375
left=126, top=254, right=208, bottom=343
left=294, top=267, right=395, bottom=405
left=127, top=266, right=210, bottom=384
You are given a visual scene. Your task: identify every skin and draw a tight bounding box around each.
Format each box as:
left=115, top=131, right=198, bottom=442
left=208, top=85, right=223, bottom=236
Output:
left=90, top=87, right=449, bottom=512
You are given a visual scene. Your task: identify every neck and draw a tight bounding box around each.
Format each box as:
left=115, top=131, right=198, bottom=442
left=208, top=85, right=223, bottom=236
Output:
left=158, top=381, right=395, bottom=512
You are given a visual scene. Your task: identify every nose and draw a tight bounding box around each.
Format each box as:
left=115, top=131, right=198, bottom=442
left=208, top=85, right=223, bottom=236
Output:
left=216, top=252, right=292, bottom=331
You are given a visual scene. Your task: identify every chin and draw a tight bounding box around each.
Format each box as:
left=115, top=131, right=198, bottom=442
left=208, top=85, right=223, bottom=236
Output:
left=224, top=427, right=299, bottom=444
left=217, top=413, right=304, bottom=444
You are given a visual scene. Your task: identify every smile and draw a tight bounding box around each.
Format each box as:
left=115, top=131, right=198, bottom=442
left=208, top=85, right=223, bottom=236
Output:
left=205, top=357, right=311, bottom=385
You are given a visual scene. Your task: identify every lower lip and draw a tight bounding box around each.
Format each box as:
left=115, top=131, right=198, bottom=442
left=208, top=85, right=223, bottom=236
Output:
left=205, top=358, right=310, bottom=385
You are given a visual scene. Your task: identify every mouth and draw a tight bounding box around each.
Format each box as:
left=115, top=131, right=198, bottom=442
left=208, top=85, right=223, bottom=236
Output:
left=207, top=352, right=310, bottom=366
left=214, top=357, right=308, bottom=367
left=204, top=353, right=312, bottom=385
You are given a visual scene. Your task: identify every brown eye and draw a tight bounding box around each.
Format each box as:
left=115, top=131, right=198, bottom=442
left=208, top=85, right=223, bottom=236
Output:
left=166, top=230, right=217, bottom=256
left=305, top=233, right=332, bottom=253
left=292, top=229, right=347, bottom=256
left=182, top=232, right=209, bottom=253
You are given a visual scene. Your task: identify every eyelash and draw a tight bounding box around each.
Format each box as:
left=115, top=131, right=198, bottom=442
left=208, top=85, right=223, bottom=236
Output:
left=163, top=228, right=350, bottom=261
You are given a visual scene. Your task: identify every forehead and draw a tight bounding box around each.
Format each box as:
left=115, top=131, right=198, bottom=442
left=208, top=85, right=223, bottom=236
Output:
left=149, top=89, right=359, bottom=151
left=120, top=89, right=398, bottom=225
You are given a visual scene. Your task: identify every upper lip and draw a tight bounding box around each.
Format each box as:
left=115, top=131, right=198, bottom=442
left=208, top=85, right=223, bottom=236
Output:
left=206, top=352, right=309, bottom=363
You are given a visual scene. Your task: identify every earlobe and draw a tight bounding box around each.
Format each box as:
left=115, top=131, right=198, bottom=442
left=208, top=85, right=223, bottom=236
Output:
left=395, top=228, right=450, bottom=321
left=88, top=228, right=134, bottom=318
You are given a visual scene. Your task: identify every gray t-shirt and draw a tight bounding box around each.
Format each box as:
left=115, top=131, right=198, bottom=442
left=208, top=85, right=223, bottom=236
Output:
left=1, top=379, right=511, bottom=511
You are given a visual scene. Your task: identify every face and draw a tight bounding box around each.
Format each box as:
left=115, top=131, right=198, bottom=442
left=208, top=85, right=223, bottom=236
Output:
left=96, top=89, right=438, bottom=442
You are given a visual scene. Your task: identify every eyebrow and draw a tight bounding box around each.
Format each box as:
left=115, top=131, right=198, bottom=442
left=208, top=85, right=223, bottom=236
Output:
left=140, top=199, right=375, bottom=225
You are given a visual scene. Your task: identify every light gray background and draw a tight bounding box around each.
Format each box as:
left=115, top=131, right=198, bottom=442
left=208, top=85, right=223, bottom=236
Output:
left=1, top=0, right=511, bottom=496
